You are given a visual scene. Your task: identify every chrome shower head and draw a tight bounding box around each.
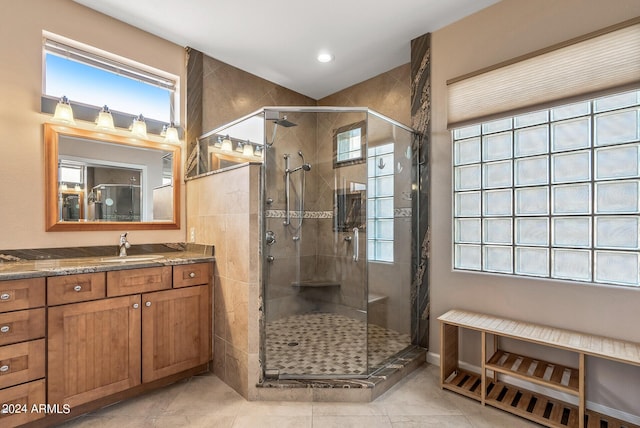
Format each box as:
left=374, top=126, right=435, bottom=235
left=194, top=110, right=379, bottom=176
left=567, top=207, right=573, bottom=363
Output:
left=267, top=113, right=297, bottom=146
left=272, top=115, right=297, bottom=127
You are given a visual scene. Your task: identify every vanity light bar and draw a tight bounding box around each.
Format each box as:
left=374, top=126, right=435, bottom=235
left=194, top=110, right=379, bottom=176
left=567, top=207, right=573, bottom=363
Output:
left=41, top=95, right=182, bottom=142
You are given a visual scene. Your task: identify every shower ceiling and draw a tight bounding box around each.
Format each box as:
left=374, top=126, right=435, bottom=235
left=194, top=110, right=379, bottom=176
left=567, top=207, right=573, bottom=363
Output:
left=72, top=0, right=498, bottom=99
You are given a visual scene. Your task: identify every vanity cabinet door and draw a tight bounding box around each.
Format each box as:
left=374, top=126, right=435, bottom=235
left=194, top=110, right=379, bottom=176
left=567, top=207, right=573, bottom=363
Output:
left=141, top=285, right=210, bottom=382
left=48, top=295, right=142, bottom=408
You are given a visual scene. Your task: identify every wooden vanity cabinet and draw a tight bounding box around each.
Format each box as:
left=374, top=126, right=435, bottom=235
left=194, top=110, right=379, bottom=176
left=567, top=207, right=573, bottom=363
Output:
left=47, top=294, right=142, bottom=408
left=142, top=284, right=210, bottom=382
left=47, top=263, right=212, bottom=410
left=0, top=278, right=46, bottom=428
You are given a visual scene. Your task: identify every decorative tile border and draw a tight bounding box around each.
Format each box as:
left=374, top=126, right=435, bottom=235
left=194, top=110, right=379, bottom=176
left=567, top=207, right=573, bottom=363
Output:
left=265, top=209, right=413, bottom=219
left=265, top=210, right=333, bottom=219
left=394, top=208, right=412, bottom=218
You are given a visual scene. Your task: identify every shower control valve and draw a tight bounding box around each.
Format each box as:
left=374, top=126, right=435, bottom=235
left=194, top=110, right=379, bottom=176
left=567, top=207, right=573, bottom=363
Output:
left=265, top=230, right=276, bottom=246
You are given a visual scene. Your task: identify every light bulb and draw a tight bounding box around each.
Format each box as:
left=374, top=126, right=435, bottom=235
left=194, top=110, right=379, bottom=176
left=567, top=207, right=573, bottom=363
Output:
left=53, top=96, right=75, bottom=124
left=131, top=114, right=147, bottom=138
left=242, top=142, right=254, bottom=157
left=95, top=105, right=115, bottom=131
left=317, top=52, right=334, bottom=63
left=163, top=123, right=180, bottom=144
left=220, top=135, right=233, bottom=152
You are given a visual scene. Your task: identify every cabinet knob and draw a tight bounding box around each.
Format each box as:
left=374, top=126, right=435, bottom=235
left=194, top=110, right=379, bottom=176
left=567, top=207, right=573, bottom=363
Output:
left=189, top=272, right=196, bottom=278
left=0, top=365, right=9, bottom=372
left=0, top=293, right=10, bottom=301
left=73, top=285, right=82, bottom=292
left=145, top=301, right=151, bottom=307
left=133, top=303, right=139, bottom=309
left=0, top=325, right=9, bottom=334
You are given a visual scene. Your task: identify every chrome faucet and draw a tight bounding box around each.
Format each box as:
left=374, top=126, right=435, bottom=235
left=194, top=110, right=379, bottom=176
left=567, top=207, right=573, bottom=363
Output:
left=118, top=233, right=131, bottom=257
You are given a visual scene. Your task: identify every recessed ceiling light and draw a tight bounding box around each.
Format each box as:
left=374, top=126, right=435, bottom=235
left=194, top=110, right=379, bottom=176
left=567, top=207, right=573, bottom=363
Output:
left=317, top=53, right=334, bottom=63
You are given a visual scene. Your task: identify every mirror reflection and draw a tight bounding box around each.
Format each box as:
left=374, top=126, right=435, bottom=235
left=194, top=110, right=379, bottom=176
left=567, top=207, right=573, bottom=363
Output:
left=45, top=123, right=180, bottom=231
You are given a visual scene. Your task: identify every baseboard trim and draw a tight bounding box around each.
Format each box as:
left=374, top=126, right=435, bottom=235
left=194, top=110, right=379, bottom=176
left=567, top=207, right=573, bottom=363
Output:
left=427, top=352, right=640, bottom=426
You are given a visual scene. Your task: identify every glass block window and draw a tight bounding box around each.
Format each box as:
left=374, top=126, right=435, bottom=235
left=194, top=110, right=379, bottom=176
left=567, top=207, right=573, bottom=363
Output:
left=453, top=89, right=640, bottom=287
left=368, top=143, right=394, bottom=262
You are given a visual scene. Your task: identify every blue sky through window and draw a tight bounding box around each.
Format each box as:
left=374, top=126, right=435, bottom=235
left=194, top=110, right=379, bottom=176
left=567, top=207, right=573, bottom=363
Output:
left=45, top=54, right=171, bottom=122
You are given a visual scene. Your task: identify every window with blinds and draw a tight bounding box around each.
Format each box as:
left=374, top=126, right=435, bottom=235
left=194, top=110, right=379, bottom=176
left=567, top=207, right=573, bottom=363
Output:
left=43, top=35, right=177, bottom=123
left=449, top=18, right=640, bottom=287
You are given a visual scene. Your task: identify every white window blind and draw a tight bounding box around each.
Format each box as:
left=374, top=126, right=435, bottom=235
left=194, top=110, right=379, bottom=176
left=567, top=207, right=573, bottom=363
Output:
left=44, top=38, right=177, bottom=92
left=447, top=18, right=640, bottom=128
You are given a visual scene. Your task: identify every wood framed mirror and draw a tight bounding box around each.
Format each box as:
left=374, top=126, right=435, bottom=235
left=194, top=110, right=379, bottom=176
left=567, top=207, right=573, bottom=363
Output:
left=44, top=123, right=180, bottom=231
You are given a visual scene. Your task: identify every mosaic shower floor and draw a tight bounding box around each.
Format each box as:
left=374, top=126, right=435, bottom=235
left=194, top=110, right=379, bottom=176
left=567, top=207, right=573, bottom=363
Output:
left=265, top=312, right=411, bottom=377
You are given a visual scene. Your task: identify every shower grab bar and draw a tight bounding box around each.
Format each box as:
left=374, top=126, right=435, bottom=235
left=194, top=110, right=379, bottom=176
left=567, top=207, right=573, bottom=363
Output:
left=353, top=227, right=359, bottom=262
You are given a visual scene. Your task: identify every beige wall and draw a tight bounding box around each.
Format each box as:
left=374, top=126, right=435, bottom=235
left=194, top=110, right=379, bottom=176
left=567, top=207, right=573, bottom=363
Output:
left=0, top=0, right=186, bottom=249
left=431, top=0, right=640, bottom=415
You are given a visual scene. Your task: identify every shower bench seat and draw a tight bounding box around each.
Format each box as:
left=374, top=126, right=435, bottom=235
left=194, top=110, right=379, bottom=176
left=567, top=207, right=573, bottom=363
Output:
left=291, top=280, right=340, bottom=288
left=289, top=282, right=387, bottom=305
left=438, top=309, right=640, bottom=428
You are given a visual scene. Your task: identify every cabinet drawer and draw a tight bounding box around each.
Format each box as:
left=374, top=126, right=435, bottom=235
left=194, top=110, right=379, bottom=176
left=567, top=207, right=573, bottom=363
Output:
left=107, top=266, right=171, bottom=296
left=0, top=309, right=45, bottom=347
left=0, top=278, right=45, bottom=313
left=0, top=339, right=45, bottom=389
left=48, top=272, right=106, bottom=305
left=0, top=379, right=46, bottom=427
left=173, top=263, right=211, bottom=288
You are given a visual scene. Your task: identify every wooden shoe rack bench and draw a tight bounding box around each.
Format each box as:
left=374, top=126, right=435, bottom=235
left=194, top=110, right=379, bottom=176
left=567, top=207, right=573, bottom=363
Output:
left=438, top=309, right=640, bottom=428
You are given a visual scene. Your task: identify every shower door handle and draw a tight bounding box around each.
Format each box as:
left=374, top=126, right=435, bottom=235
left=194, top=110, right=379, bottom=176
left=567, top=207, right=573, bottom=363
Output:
left=352, top=227, right=359, bottom=262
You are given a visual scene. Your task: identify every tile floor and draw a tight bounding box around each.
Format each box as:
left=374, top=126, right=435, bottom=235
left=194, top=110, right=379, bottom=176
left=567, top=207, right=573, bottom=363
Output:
left=59, top=364, right=539, bottom=427
left=266, top=313, right=411, bottom=376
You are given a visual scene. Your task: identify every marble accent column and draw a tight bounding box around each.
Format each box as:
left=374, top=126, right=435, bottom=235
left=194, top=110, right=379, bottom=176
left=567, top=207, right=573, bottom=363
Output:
left=185, top=47, right=204, bottom=177
left=410, top=33, right=431, bottom=348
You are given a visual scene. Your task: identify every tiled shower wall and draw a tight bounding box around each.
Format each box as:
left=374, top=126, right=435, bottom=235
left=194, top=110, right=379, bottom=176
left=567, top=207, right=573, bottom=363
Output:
left=186, top=164, right=261, bottom=399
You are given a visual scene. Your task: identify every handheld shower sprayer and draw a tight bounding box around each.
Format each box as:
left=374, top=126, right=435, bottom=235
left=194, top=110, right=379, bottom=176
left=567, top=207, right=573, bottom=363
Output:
left=283, top=151, right=312, bottom=236
left=290, top=150, right=311, bottom=172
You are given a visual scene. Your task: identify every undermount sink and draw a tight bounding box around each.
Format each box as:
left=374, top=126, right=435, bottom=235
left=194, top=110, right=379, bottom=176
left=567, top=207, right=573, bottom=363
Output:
left=99, top=255, right=165, bottom=263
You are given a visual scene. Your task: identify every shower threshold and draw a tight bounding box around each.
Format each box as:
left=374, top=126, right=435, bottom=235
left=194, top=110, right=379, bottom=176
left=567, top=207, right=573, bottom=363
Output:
left=257, top=345, right=426, bottom=402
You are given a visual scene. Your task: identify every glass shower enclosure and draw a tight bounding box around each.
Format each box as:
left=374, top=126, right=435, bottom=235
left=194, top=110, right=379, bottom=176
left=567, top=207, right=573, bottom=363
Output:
left=200, top=107, right=418, bottom=379
left=262, top=107, right=417, bottom=379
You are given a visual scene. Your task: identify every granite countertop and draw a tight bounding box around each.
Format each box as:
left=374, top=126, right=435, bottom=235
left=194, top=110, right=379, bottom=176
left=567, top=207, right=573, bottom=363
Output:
left=0, top=243, right=215, bottom=280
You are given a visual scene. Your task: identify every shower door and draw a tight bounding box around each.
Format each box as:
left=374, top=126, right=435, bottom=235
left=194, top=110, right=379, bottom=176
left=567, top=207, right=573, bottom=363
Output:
left=262, top=109, right=369, bottom=379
